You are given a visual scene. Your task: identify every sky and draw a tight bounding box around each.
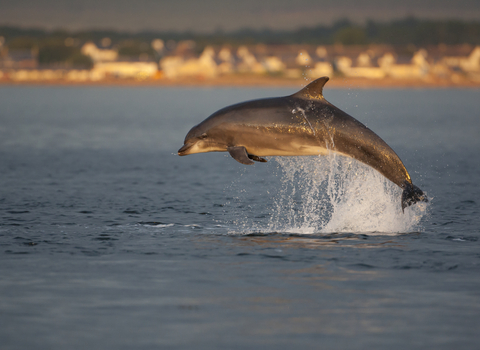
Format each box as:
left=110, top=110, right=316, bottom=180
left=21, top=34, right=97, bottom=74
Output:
left=1, top=0, right=480, bottom=33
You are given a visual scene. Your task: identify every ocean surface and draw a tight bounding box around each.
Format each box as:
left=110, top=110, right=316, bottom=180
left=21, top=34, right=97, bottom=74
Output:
left=0, top=83, right=479, bottom=349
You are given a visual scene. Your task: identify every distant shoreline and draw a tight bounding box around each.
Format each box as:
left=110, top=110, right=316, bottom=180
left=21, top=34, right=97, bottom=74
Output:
left=1, top=75, right=479, bottom=89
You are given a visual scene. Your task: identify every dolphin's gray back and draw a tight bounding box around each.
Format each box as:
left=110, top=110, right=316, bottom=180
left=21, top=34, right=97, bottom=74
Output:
left=200, top=97, right=293, bottom=128
left=304, top=99, right=411, bottom=188
left=195, top=95, right=410, bottom=188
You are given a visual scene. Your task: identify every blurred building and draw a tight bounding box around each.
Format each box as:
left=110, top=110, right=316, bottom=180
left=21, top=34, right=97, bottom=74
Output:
left=81, top=42, right=118, bottom=62
left=442, top=46, right=480, bottom=73
left=2, top=40, right=480, bottom=84
left=161, top=46, right=218, bottom=79
left=0, top=48, right=38, bottom=69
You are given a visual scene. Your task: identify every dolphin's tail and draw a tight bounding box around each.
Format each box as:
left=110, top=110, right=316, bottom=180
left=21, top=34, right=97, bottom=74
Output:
left=401, top=181, right=428, bottom=212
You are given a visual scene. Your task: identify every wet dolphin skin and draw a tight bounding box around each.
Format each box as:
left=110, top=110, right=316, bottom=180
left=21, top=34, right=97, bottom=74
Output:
left=179, top=77, right=427, bottom=211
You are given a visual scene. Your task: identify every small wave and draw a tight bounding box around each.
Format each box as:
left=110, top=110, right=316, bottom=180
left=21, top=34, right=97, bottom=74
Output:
left=139, top=222, right=175, bottom=228
left=184, top=224, right=202, bottom=228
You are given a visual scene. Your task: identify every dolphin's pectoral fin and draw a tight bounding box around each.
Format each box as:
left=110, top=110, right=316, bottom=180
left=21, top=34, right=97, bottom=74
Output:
left=248, top=154, right=268, bottom=163
left=227, top=146, right=255, bottom=165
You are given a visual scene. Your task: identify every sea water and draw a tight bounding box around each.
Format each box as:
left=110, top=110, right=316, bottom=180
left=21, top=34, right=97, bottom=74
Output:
left=0, top=85, right=479, bottom=349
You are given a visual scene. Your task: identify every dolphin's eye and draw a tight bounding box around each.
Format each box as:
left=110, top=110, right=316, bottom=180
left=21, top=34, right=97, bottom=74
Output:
left=199, top=133, right=208, bottom=139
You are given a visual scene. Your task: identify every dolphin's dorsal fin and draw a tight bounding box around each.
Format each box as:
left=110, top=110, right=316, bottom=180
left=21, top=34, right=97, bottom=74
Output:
left=292, top=76, right=329, bottom=100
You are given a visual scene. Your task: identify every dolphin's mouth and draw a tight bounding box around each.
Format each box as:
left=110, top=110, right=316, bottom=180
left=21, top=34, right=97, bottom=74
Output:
left=178, top=143, right=194, bottom=156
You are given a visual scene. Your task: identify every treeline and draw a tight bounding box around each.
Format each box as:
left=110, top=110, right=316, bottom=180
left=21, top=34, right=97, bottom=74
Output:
left=1, top=17, right=479, bottom=54
left=209, top=18, right=480, bottom=46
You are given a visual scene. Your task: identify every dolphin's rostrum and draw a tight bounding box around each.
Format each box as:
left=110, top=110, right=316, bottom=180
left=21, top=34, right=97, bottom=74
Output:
left=178, top=77, right=427, bottom=211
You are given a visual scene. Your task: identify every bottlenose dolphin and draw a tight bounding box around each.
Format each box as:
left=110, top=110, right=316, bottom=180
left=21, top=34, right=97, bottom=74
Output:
left=178, top=77, right=427, bottom=211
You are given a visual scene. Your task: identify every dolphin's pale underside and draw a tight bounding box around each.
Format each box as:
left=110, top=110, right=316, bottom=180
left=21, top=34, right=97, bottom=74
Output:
left=178, top=77, right=427, bottom=211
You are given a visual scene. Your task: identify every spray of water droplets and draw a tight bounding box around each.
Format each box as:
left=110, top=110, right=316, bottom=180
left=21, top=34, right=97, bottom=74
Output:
left=226, top=154, right=428, bottom=235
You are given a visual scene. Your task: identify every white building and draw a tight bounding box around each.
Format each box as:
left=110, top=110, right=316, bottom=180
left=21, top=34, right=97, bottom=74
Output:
left=160, top=46, right=218, bottom=79
left=443, top=46, right=480, bottom=73
left=81, top=42, right=118, bottom=62
left=236, top=46, right=265, bottom=74
left=380, top=50, right=430, bottom=79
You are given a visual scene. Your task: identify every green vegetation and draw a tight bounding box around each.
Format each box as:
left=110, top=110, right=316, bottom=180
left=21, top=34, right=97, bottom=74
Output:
left=38, top=42, right=92, bottom=69
left=1, top=18, right=480, bottom=48
left=364, top=18, right=480, bottom=45
left=4, top=36, right=38, bottom=50
left=117, top=40, right=155, bottom=60
left=228, top=18, right=480, bottom=45
left=334, top=26, right=368, bottom=45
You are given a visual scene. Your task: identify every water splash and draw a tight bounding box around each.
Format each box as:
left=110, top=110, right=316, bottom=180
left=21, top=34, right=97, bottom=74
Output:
left=231, top=155, right=428, bottom=235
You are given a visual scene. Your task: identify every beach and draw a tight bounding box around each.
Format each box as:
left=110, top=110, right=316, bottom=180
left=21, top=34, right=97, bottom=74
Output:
left=1, top=74, right=480, bottom=89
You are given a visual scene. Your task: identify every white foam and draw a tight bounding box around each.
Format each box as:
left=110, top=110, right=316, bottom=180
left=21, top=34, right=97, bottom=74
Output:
left=263, top=155, right=428, bottom=235
left=144, top=223, right=175, bottom=228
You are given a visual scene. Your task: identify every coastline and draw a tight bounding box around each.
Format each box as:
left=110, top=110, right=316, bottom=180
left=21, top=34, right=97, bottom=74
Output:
left=1, top=75, right=479, bottom=88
